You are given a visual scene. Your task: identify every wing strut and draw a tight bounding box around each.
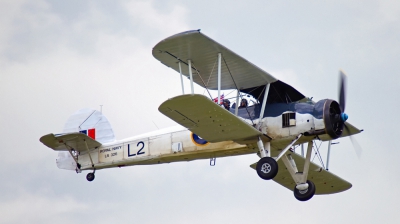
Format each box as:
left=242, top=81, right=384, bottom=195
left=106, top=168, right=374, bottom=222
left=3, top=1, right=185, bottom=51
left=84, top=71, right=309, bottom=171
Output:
left=217, top=53, right=222, bottom=104
left=188, top=60, right=194, bottom=94
left=178, top=62, right=184, bottom=94
left=326, top=140, right=333, bottom=170
left=257, top=83, right=271, bottom=129
left=235, top=90, right=239, bottom=115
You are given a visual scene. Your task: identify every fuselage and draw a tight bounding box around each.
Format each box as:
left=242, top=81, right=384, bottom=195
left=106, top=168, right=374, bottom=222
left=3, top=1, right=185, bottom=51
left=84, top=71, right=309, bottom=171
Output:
left=60, top=99, right=338, bottom=171
left=67, top=126, right=253, bottom=170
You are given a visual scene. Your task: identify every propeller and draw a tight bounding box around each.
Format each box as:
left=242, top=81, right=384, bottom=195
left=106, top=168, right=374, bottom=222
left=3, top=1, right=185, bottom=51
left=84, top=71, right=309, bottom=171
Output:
left=338, top=70, right=349, bottom=124
left=338, top=70, right=362, bottom=158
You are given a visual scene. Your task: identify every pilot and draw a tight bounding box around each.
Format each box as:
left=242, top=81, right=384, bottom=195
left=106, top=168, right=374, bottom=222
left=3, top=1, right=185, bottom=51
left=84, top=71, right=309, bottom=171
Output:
left=223, top=99, right=230, bottom=110
left=239, top=99, right=248, bottom=108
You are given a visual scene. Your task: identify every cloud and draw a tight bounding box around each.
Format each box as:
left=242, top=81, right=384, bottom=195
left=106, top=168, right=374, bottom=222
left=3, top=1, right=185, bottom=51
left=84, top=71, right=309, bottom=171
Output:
left=2, top=1, right=400, bottom=223
left=0, top=192, right=88, bottom=224
left=0, top=2, right=193, bottom=223
left=0, top=0, right=189, bottom=64
left=124, top=0, right=189, bottom=35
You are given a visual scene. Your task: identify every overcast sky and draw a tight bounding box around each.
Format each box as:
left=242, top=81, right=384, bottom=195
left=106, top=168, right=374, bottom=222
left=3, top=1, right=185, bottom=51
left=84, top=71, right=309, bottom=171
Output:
left=1, top=0, right=399, bottom=223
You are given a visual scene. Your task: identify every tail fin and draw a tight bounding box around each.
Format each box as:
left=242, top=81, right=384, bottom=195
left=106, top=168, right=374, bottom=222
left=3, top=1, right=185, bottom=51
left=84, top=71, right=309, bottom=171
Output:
left=57, top=108, right=115, bottom=170
left=63, top=108, right=115, bottom=144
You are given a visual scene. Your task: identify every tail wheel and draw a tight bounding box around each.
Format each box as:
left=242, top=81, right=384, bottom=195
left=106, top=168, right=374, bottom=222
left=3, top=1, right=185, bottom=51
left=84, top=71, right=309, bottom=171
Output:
left=294, top=180, right=316, bottom=201
left=86, top=172, right=95, bottom=182
left=256, top=157, right=278, bottom=180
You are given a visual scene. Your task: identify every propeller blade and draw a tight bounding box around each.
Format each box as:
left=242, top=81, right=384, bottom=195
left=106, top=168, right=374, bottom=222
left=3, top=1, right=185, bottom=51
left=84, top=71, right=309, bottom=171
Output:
left=344, top=123, right=362, bottom=158
left=339, top=70, right=347, bottom=113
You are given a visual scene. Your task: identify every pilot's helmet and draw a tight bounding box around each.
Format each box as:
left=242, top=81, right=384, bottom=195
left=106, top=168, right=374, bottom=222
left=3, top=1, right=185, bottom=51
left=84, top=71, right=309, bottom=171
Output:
left=223, top=99, right=230, bottom=104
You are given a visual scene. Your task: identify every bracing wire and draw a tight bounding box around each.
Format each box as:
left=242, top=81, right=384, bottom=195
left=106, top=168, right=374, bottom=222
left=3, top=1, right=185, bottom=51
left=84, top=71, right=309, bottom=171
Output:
left=191, top=62, right=213, bottom=100
left=312, top=141, right=326, bottom=169
left=203, top=58, right=217, bottom=95
left=222, top=56, right=255, bottom=125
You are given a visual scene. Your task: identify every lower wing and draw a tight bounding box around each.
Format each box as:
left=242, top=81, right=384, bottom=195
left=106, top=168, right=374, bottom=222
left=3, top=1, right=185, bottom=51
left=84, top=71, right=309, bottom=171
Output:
left=251, top=152, right=351, bottom=195
left=158, top=94, right=267, bottom=143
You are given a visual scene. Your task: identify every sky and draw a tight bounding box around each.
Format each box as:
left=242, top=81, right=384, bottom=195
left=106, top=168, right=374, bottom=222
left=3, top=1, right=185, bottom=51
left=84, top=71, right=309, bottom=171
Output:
left=1, top=0, right=399, bottom=223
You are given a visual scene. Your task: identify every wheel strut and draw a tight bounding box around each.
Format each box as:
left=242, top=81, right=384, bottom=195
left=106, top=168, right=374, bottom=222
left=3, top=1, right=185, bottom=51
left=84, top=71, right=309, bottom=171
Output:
left=281, top=140, right=316, bottom=201
left=255, top=134, right=302, bottom=181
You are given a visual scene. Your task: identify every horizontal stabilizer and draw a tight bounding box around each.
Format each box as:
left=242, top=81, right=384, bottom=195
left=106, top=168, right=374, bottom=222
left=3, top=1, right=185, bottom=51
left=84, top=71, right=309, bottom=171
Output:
left=40, top=133, right=102, bottom=152
left=250, top=152, right=352, bottom=195
left=159, top=94, right=263, bottom=143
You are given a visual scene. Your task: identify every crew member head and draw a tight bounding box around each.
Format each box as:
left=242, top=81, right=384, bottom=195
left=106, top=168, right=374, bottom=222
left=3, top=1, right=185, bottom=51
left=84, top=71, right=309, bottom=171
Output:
left=223, top=99, right=230, bottom=110
left=239, top=99, right=248, bottom=108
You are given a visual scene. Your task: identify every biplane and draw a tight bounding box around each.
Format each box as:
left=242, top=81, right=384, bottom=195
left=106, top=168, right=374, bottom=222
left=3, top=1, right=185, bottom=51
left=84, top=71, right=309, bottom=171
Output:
left=40, top=30, right=362, bottom=201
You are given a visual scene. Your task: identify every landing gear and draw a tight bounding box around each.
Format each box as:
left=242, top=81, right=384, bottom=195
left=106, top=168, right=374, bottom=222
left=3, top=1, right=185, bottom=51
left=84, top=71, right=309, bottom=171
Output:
left=83, top=138, right=96, bottom=182
left=294, top=180, right=316, bottom=201
left=256, top=157, right=278, bottom=180
left=255, top=134, right=303, bottom=181
left=75, top=163, right=82, bottom=173
left=279, top=141, right=317, bottom=201
left=255, top=137, right=317, bottom=201
left=86, top=172, right=95, bottom=182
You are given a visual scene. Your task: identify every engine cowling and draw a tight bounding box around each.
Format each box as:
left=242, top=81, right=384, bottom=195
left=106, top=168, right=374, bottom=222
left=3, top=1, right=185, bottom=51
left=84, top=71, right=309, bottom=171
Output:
left=313, top=99, right=344, bottom=139
left=323, top=99, right=344, bottom=139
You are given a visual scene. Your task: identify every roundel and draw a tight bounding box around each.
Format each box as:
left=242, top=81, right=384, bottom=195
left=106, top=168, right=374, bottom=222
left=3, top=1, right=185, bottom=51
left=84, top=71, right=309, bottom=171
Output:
left=191, top=133, right=209, bottom=146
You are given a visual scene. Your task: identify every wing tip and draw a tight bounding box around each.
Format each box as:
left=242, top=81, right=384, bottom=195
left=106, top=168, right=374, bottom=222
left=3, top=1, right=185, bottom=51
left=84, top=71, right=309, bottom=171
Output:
left=39, top=133, right=57, bottom=149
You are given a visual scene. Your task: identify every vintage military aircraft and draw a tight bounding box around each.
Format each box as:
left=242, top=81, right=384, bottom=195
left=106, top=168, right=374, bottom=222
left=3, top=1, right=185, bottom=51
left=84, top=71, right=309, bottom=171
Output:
left=40, top=30, right=362, bottom=201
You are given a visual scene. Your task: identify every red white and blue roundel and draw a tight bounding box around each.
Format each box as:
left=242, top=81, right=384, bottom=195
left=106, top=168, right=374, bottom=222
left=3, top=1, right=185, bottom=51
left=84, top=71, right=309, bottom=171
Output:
left=190, top=132, right=209, bottom=146
left=80, top=128, right=96, bottom=140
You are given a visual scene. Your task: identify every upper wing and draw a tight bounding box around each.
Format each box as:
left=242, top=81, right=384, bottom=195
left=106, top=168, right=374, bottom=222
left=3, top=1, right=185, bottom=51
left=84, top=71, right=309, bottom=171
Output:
left=159, top=94, right=267, bottom=143
left=153, top=30, right=276, bottom=90
left=153, top=30, right=305, bottom=103
left=250, top=152, right=352, bottom=195
left=40, top=133, right=102, bottom=152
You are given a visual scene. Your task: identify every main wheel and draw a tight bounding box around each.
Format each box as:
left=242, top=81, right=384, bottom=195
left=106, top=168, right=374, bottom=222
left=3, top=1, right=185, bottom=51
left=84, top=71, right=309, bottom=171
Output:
left=294, top=180, right=316, bottom=201
left=86, top=172, right=95, bottom=182
left=256, top=157, right=278, bottom=180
